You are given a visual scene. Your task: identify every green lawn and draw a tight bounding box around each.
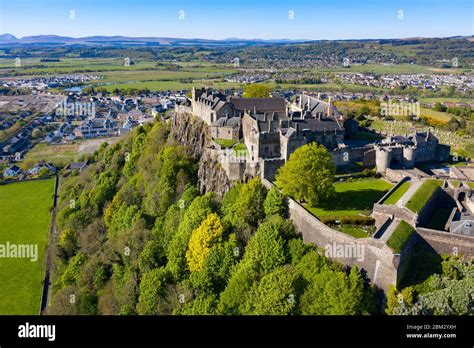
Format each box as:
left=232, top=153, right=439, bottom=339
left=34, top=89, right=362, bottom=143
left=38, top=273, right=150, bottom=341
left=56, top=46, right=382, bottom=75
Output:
left=214, top=139, right=237, bottom=148
left=0, top=179, right=55, bottom=314
left=307, top=178, right=393, bottom=217
left=405, top=180, right=443, bottom=213
left=387, top=220, right=416, bottom=253
left=383, top=181, right=411, bottom=205
left=24, top=143, right=80, bottom=167
left=335, top=225, right=374, bottom=238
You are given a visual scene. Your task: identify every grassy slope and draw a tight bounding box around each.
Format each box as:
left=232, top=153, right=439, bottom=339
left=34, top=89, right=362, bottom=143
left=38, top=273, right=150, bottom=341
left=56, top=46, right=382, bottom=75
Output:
left=387, top=220, right=416, bottom=253
left=0, top=179, right=55, bottom=314
left=383, top=181, right=411, bottom=205
left=307, top=178, right=393, bottom=217
left=405, top=180, right=442, bottom=213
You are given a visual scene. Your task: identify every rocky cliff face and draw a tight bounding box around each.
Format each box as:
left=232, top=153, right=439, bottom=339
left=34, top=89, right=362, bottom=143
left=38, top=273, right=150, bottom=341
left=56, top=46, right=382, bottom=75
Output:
left=170, top=112, right=231, bottom=197
left=170, top=112, right=208, bottom=159
left=197, top=149, right=232, bottom=197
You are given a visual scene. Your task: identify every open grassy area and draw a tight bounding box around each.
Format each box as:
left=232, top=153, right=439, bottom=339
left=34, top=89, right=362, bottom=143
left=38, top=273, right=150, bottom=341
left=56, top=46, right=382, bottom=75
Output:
left=387, top=220, right=416, bottom=253
left=405, top=180, right=443, bottom=213
left=307, top=178, right=393, bottom=217
left=420, top=107, right=454, bottom=126
left=24, top=142, right=80, bottom=166
left=0, top=179, right=55, bottom=314
left=383, top=181, right=411, bottom=205
left=335, top=225, right=374, bottom=238
left=214, top=139, right=237, bottom=148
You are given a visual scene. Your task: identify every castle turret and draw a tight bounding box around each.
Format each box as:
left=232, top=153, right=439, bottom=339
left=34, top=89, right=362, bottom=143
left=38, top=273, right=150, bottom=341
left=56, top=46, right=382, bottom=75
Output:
left=375, top=146, right=391, bottom=173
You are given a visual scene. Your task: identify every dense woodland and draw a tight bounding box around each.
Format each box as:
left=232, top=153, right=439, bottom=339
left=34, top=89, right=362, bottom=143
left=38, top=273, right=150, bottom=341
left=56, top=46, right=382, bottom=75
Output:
left=48, top=120, right=473, bottom=315
left=48, top=121, right=378, bottom=315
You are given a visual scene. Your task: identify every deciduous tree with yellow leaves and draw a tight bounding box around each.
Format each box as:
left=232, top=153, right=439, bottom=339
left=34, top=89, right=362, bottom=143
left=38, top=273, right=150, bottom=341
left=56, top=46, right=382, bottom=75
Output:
left=186, top=213, right=224, bottom=272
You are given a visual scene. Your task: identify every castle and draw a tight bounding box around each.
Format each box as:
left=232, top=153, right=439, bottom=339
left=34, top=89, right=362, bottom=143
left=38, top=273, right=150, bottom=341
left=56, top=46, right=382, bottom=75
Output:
left=180, top=87, right=450, bottom=179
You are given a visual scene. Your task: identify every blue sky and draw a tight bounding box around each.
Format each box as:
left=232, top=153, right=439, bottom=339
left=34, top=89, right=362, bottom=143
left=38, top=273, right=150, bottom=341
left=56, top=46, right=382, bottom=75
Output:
left=0, top=0, right=472, bottom=40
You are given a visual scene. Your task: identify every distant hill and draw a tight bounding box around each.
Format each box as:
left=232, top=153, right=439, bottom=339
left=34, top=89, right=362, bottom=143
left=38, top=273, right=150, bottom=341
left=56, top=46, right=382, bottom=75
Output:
left=2, top=33, right=471, bottom=47
left=0, top=34, right=308, bottom=46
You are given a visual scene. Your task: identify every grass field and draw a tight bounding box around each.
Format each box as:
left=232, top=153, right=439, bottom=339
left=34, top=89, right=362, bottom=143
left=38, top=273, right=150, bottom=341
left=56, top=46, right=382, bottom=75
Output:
left=405, top=180, right=443, bottom=213
left=335, top=225, right=375, bottom=238
left=307, top=178, right=393, bottom=217
left=0, top=179, right=55, bottom=314
left=387, top=220, right=416, bottom=253
left=383, top=181, right=411, bottom=205
left=24, top=143, right=81, bottom=166
left=420, top=107, right=454, bottom=126
left=24, top=138, right=120, bottom=167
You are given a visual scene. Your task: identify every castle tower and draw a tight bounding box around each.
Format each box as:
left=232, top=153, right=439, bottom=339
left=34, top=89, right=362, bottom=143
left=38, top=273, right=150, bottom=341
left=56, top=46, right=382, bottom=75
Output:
left=403, top=146, right=415, bottom=169
left=375, top=146, right=391, bottom=173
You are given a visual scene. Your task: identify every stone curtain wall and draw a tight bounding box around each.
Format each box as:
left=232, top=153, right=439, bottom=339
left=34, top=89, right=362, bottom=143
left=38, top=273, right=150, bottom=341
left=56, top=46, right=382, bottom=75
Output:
left=261, top=179, right=398, bottom=291
left=372, top=204, right=418, bottom=226
left=416, top=227, right=474, bottom=257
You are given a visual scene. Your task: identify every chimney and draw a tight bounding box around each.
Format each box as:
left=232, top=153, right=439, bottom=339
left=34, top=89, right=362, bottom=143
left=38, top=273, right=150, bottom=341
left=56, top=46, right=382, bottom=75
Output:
left=254, top=106, right=257, bottom=114
left=327, top=97, right=333, bottom=115
left=307, top=98, right=311, bottom=110
left=263, top=112, right=267, bottom=122
left=317, top=92, right=321, bottom=100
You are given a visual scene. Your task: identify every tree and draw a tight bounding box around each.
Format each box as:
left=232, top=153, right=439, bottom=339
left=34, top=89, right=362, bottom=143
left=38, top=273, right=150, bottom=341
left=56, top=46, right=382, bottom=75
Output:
left=263, top=187, right=287, bottom=217
left=242, top=265, right=297, bottom=315
left=433, top=102, right=447, bottom=112
left=174, top=293, right=218, bottom=315
left=166, top=193, right=216, bottom=280
left=38, top=166, right=51, bottom=177
left=275, top=142, right=335, bottom=206
left=222, top=178, right=267, bottom=242
left=241, top=215, right=289, bottom=273
left=186, top=213, right=224, bottom=272
left=243, top=84, right=271, bottom=98
left=298, top=267, right=374, bottom=315
left=31, top=128, right=41, bottom=139
left=137, top=267, right=170, bottom=315
left=218, top=262, right=259, bottom=314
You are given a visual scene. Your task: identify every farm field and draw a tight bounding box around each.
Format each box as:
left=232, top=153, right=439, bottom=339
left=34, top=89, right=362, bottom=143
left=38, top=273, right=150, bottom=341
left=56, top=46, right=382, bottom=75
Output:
left=308, top=63, right=465, bottom=75
left=0, top=178, right=55, bottom=314
left=307, top=178, right=393, bottom=217
left=420, top=107, right=454, bottom=125
left=24, top=137, right=121, bottom=167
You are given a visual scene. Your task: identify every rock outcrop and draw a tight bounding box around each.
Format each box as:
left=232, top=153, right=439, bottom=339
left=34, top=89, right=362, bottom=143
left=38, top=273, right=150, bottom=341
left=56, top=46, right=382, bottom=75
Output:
left=170, top=112, right=231, bottom=197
